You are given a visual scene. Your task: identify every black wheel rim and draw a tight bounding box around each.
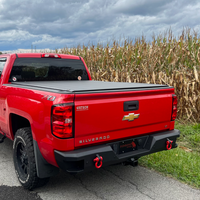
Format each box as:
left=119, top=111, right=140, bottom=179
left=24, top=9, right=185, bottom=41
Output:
left=16, top=141, right=29, bottom=179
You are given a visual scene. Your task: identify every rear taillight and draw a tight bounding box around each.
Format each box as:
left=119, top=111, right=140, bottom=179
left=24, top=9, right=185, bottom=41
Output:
left=171, top=95, right=177, bottom=121
left=42, top=54, right=61, bottom=58
left=52, top=104, right=73, bottom=138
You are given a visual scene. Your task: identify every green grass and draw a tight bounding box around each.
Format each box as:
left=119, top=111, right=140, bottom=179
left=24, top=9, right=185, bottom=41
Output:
left=176, top=122, right=200, bottom=153
left=139, top=122, right=200, bottom=188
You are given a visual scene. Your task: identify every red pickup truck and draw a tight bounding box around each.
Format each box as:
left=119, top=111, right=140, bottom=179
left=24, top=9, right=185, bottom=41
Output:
left=0, top=53, right=180, bottom=190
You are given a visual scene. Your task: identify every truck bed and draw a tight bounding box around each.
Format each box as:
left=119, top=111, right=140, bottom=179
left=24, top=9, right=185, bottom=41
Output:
left=8, top=80, right=174, bottom=148
left=9, top=80, right=171, bottom=93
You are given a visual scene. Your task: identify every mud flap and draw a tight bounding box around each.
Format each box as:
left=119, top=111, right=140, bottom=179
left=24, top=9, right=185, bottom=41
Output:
left=33, top=140, right=59, bottom=178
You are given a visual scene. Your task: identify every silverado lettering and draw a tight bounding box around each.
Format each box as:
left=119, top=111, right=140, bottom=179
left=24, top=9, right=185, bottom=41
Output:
left=79, top=135, right=110, bottom=144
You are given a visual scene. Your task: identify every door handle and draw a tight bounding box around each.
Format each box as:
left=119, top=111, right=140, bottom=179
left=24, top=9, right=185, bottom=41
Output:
left=124, top=101, right=139, bottom=111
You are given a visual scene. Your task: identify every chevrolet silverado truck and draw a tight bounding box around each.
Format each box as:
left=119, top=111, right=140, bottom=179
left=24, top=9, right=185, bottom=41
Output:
left=0, top=53, right=180, bottom=190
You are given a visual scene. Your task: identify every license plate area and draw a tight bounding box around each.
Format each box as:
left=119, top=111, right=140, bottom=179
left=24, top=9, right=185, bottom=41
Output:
left=119, top=139, right=137, bottom=154
left=110, top=136, right=148, bottom=155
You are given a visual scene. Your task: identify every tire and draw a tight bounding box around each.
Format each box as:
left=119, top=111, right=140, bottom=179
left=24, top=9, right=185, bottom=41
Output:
left=13, top=127, right=49, bottom=190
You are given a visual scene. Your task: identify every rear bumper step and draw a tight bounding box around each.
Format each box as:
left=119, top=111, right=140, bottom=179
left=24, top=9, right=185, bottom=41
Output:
left=54, top=129, right=180, bottom=173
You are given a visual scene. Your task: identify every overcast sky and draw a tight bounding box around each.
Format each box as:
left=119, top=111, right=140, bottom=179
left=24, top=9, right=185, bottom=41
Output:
left=0, top=0, right=200, bottom=51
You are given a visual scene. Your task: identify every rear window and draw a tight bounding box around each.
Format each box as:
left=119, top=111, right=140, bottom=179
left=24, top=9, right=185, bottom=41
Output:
left=0, top=57, right=7, bottom=78
left=9, top=58, right=89, bottom=82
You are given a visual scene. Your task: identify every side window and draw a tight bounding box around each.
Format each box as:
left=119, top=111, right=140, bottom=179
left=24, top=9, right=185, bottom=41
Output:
left=0, top=58, right=7, bottom=78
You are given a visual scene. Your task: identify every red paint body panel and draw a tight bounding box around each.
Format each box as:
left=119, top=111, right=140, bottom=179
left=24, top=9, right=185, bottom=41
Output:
left=2, top=84, right=75, bottom=166
left=0, top=53, right=176, bottom=168
left=74, top=89, right=174, bottom=147
left=16, top=53, right=80, bottom=60
left=75, top=122, right=171, bottom=147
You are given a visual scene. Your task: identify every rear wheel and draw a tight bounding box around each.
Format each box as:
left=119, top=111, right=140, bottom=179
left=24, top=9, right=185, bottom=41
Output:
left=13, top=127, right=49, bottom=190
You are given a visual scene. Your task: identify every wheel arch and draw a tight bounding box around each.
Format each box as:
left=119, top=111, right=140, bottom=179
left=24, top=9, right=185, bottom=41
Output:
left=11, top=117, right=59, bottom=179
left=10, top=113, right=31, bottom=140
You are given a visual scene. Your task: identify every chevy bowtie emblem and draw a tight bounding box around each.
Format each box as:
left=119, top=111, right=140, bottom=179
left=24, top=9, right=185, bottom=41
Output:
left=122, top=113, right=140, bottom=121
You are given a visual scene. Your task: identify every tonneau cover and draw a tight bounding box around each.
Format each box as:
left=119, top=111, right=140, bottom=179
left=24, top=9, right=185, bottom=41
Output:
left=9, top=81, right=170, bottom=93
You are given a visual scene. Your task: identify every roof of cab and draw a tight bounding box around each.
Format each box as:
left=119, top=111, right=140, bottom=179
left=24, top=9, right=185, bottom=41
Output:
left=0, top=53, right=80, bottom=60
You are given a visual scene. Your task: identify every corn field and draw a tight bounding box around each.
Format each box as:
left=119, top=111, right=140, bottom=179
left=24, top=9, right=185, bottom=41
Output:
left=58, top=29, right=200, bottom=122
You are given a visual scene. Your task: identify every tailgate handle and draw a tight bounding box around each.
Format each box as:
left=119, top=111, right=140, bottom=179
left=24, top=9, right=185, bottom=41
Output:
left=124, top=101, right=139, bottom=111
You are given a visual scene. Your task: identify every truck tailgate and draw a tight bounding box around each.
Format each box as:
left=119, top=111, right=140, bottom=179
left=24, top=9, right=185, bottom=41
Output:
left=74, top=84, right=174, bottom=147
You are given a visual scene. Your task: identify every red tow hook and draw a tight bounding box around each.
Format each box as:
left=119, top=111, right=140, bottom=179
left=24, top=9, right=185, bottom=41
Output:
left=166, top=138, right=173, bottom=150
left=93, top=154, right=103, bottom=169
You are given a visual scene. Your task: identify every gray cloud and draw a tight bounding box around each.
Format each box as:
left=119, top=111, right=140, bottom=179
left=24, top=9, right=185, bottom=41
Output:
left=0, top=0, right=200, bottom=50
left=113, top=0, right=174, bottom=16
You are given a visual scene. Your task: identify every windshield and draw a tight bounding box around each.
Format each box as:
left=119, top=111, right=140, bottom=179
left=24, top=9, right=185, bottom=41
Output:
left=9, top=58, right=89, bottom=82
